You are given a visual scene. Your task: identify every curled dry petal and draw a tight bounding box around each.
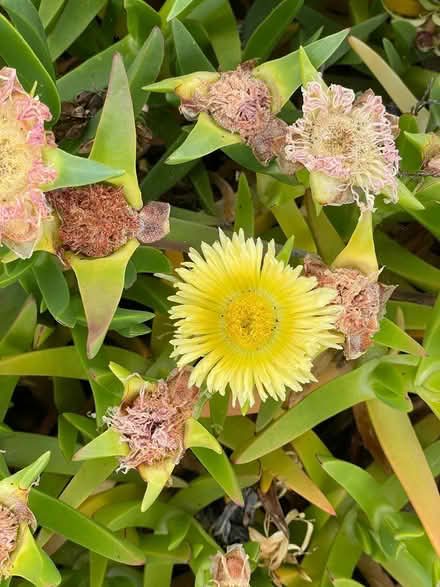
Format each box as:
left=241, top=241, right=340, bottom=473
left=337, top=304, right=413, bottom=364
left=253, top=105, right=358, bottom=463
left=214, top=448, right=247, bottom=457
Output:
left=136, top=201, right=170, bottom=244
left=285, top=81, right=400, bottom=209
left=0, top=67, right=57, bottom=257
left=104, top=367, right=199, bottom=472
left=304, top=255, right=396, bottom=360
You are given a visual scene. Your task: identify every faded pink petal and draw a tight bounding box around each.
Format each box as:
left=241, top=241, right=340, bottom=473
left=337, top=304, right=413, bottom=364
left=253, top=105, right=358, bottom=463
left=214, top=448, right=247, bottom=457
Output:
left=0, top=67, right=57, bottom=257
left=137, top=201, right=170, bottom=244
left=285, top=80, right=400, bottom=209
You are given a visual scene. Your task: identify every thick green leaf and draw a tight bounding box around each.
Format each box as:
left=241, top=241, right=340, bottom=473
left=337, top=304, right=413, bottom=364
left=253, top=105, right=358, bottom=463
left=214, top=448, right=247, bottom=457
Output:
left=90, top=53, right=142, bottom=209
left=167, top=113, right=241, bottom=165
left=1, top=0, right=55, bottom=79
left=39, top=0, right=66, bottom=28
left=124, top=0, right=160, bottom=46
left=0, top=12, right=60, bottom=120
left=188, top=0, right=241, bottom=70
left=191, top=447, right=244, bottom=506
left=234, top=359, right=382, bottom=463
left=67, top=240, right=139, bottom=359
left=234, top=173, right=254, bottom=238
left=42, top=148, right=124, bottom=191
left=172, top=18, right=215, bottom=73
left=32, top=252, right=74, bottom=326
left=47, top=0, right=107, bottom=60
left=189, top=163, right=217, bottom=215
left=128, top=26, right=164, bottom=116
left=58, top=415, right=78, bottom=462
left=0, top=258, right=37, bottom=288
left=29, top=490, right=145, bottom=565
left=373, top=317, right=426, bottom=356
left=243, top=0, right=303, bottom=61
left=131, top=247, right=172, bottom=274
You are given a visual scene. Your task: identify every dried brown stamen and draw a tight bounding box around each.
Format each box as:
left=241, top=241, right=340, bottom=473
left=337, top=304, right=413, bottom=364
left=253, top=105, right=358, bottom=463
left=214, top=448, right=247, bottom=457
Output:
left=48, top=184, right=139, bottom=258
left=304, top=255, right=396, bottom=360
left=104, top=368, right=199, bottom=472
left=211, top=544, right=251, bottom=587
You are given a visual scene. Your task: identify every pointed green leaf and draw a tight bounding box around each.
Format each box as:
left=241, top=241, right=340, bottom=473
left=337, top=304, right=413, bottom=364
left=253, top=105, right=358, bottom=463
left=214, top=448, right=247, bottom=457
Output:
left=124, top=0, right=160, bottom=46
left=90, top=53, right=142, bottom=209
left=388, top=178, right=425, bottom=212
left=373, top=317, right=426, bottom=356
left=67, top=240, right=139, bottom=358
left=184, top=418, right=222, bottom=453
left=172, top=18, right=215, bottom=73
left=9, top=525, right=61, bottom=587
left=47, top=0, right=107, bottom=60
left=139, top=460, right=175, bottom=512
left=58, top=415, right=78, bottom=462
left=348, top=36, right=429, bottom=131
left=2, top=451, right=51, bottom=490
left=128, top=26, right=164, bottom=116
left=243, top=0, right=303, bottom=61
left=73, top=429, right=128, bottom=461
left=1, top=0, right=55, bottom=80
left=166, top=0, right=204, bottom=21
left=131, top=247, right=172, bottom=274
left=253, top=29, right=348, bottom=113
left=32, top=252, right=74, bottom=326
left=0, top=12, right=60, bottom=120
left=299, top=45, right=326, bottom=86
left=192, top=446, right=244, bottom=506
left=42, top=148, right=124, bottom=190
left=234, top=173, right=254, bottom=238
left=63, top=413, right=97, bottom=441
left=29, top=489, right=145, bottom=565
left=332, top=211, right=378, bottom=275
left=167, top=113, right=241, bottom=165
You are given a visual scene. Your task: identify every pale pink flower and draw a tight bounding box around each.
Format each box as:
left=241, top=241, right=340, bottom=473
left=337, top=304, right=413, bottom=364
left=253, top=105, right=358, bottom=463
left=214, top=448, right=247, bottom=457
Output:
left=0, top=67, right=57, bottom=258
left=285, top=81, right=400, bottom=209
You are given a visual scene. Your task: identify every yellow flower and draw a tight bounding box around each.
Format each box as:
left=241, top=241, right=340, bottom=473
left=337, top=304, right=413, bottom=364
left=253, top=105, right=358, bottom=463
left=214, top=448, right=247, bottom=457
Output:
left=169, top=230, right=341, bottom=407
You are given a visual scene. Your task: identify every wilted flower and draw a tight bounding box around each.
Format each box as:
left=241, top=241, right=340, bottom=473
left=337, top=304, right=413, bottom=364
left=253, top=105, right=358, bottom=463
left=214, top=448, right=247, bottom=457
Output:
left=0, top=67, right=57, bottom=258
left=285, top=81, right=400, bottom=210
left=179, top=62, right=287, bottom=165
left=211, top=544, right=251, bottom=587
left=384, top=0, right=440, bottom=54
left=169, top=230, right=342, bottom=408
left=0, top=452, right=60, bottom=585
left=48, top=184, right=170, bottom=258
left=74, top=364, right=221, bottom=511
left=103, top=367, right=200, bottom=472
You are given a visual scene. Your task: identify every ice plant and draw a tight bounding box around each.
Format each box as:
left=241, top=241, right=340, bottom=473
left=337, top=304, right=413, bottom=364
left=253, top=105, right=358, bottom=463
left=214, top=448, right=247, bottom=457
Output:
left=285, top=81, right=400, bottom=210
left=0, top=67, right=57, bottom=258
left=210, top=544, right=251, bottom=587
left=169, top=230, right=342, bottom=408
left=385, top=0, right=440, bottom=54
left=304, top=212, right=396, bottom=360
left=179, top=61, right=287, bottom=165
left=48, top=184, right=170, bottom=258
left=74, top=363, right=221, bottom=511
left=0, top=452, right=60, bottom=585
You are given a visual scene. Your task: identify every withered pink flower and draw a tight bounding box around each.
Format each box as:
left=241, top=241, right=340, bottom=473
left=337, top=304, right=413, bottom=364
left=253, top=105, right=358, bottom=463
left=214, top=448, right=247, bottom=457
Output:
left=285, top=81, right=400, bottom=209
left=0, top=502, right=35, bottom=577
left=103, top=367, right=199, bottom=472
left=211, top=544, right=251, bottom=587
left=0, top=67, right=57, bottom=258
left=304, top=255, right=396, bottom=360
left=48, top=184, right=170, bottom=258
left=180, top=62, right=285, bottom=165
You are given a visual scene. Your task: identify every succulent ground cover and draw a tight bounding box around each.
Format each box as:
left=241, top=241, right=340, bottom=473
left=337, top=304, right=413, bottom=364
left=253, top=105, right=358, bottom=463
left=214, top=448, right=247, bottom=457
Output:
left=1, top=0, right=440, bottom=585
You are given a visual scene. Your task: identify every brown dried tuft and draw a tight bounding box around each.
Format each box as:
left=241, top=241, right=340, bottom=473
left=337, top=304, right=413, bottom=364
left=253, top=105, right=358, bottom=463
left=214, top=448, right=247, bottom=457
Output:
left=0, top=506, right=18, bottom=574
left=48, top=184, right=140, bottom=258
left=211, top=544, right=251, bottom=587
left=180, top=61, right=284, bottom=166
left=304, top=255, right=396, bottom=360
left=104, top=368, right=200, bottom=472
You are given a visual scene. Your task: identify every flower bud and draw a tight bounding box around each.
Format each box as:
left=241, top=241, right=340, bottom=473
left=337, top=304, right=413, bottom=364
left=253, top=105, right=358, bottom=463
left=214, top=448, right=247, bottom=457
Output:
left=211, top=545, right=251, bottom=587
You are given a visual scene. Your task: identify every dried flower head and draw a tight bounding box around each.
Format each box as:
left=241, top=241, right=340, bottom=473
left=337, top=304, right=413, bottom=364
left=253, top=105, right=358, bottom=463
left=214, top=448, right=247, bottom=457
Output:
left=211, top=544, right=251, bottom=587
left=48, top=185, right=170, bottom=258
left=285, top=81, right=400, bottom=210
left=420, top=134, right=440, bottom=175
left=304, top=255, right=396, bottom=360
left=0, top=67, right=57, bottom=257
left=0, top=501, right=35, bottom=577
left=180, top=62, right=284, bottom=165
left=169, top=230, right=342, bottom=408
left=103, top=368, right=199, bottom=472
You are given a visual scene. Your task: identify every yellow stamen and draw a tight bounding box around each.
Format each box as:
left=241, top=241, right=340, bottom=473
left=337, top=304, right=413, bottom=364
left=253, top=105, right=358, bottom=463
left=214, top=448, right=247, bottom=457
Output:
left=225, top=292, right=275, bottom=350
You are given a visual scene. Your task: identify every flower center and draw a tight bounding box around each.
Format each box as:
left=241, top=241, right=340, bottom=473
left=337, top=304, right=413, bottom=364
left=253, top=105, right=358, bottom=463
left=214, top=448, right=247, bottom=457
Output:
left=0, top=103, right=32, bottom=202
left=225, top=292, right=275, bottom=350
left=311, top=113, right=356, bottom=158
